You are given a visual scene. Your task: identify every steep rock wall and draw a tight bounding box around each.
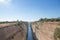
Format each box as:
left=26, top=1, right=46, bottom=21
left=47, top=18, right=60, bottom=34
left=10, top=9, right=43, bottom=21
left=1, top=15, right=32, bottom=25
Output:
left=31, top=22, right=60, bottom=40
left=0, top=22, right=28, bottom=40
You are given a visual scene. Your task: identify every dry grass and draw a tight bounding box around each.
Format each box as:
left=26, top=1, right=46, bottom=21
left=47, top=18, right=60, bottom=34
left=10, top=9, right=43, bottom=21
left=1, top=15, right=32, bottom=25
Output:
left=0, top=23, right=16, bottom=28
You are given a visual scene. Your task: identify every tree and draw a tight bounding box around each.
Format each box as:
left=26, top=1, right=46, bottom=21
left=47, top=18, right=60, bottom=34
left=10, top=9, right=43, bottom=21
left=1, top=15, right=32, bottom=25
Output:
left=17, top=20, right=20, bottom=25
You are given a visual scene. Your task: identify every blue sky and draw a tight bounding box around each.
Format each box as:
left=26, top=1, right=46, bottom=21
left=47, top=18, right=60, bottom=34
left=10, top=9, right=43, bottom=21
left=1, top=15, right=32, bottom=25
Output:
left=0, top=0, right=60, bottom=21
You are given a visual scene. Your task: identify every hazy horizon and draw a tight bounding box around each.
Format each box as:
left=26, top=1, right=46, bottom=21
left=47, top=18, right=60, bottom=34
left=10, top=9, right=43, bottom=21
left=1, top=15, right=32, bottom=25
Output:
left=0, top=0, right=60, bottom=22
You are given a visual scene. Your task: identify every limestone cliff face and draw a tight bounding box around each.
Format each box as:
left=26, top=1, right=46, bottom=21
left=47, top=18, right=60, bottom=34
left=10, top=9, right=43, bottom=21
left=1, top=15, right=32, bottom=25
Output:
left=0, top=22, right=28, bottom=40
left=31, top=22, right=60, bottom=40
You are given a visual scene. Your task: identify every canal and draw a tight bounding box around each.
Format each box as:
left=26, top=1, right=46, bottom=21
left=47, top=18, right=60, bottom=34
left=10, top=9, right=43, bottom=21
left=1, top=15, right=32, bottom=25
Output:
left=27, top=23, right=33, bottom=40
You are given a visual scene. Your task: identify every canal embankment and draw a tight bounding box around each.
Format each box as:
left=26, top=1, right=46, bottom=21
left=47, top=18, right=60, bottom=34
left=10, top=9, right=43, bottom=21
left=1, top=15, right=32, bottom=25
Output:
left=0, top=22, right=28, bottom=40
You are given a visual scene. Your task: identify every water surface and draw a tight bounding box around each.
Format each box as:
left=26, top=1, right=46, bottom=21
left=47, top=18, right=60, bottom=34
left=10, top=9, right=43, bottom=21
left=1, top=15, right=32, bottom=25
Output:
left=27, top=23, right=33, bottom=40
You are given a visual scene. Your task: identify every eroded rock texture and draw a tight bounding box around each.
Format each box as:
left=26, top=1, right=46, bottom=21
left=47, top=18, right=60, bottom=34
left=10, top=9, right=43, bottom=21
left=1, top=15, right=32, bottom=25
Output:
left=31, top=22, right=60, bottom=40
left=0, top=22, right=28, bottom=40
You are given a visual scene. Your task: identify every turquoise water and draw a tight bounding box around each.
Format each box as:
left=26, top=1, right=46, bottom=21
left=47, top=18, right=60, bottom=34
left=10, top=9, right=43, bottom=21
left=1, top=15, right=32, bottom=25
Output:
left=27, top=23, right=33, bottom=40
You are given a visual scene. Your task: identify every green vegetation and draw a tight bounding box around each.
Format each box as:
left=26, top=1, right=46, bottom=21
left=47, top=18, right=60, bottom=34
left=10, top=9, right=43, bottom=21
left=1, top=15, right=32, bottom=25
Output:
left=0, top=21, right=16, bottom=24
left=54, top=28, right=60, bottom=40
left=39, top=18, right=60, bottom=22
left=16, top=20, right=20, bottom=25
left=16, top=20, right=28, bottom=26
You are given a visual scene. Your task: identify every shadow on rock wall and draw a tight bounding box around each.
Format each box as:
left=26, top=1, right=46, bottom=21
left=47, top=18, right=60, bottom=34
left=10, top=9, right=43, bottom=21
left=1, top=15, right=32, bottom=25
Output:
left=33, top=32, right=38, bottom=40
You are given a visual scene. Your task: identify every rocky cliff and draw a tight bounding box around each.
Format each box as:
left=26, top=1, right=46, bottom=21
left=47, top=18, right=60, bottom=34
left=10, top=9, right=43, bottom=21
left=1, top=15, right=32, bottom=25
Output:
left=31, top=21, right=60, bottom=40
left=0, top=22, right=28, bottom=40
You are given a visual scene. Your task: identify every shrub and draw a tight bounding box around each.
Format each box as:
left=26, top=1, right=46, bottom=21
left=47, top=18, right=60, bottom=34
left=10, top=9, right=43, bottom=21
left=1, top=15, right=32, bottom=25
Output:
left=16, top=20, right=20, bottom=25
left=39, top=18, right=60, bottom=22
left=54, top=28, right=60, bottom=40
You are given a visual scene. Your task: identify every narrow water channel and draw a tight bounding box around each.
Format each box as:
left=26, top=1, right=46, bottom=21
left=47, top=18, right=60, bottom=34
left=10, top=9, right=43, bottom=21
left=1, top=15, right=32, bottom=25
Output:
left=27, top=23, right=33, bottom=40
